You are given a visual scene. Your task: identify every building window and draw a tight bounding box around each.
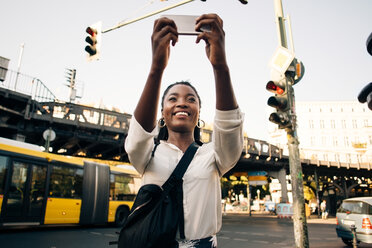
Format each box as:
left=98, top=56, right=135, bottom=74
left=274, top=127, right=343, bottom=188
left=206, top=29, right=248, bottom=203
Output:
left=344, top=136, right=349, bottom=147
left=320, top=120, right=325, bottom=129
left=369, top=136, right=372, bottom=145
left=352, top=120, right=357, bottom=128
left=341, top=120, right=346, bottom=128
left=309, top=120, right=314, bottom=128
left=333, top=136, right=338, bottom=146
left=331, top=120, right=335, bottom=128
left=335, top=154, right=340, bottom=162
left=323, top=154, right=329, bottom=161
left=311, top=136, right=315, bottom=146
left=364, top=119, right=369, bottom=127
left=346, top=154, right=351, bottom=162
left=322, top=136, right=327, bottom=145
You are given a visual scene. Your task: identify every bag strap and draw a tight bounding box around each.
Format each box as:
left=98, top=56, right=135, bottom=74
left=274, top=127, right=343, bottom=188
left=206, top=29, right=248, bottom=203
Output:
left=171, top=142, right=199, bottom=179
left=162, top=142, right=199, bottom=191
left=161, top=142, right=198, bottom=240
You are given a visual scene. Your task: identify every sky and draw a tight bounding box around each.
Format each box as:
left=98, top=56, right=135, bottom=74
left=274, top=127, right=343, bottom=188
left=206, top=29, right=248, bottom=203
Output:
left=1, top=0, right=372, bottom=141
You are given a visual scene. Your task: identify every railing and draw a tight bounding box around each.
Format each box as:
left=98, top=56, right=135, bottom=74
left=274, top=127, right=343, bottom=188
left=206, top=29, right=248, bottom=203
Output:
left=34, top=101, right=131, bottom=132
left=300, top=148, right=371, bottom=170
left=0, top=68, right=56, bottom=102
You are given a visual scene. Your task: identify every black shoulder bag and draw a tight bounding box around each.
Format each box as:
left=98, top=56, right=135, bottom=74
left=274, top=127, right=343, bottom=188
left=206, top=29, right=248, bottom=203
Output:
left=117, top=142, right=199, bottom=248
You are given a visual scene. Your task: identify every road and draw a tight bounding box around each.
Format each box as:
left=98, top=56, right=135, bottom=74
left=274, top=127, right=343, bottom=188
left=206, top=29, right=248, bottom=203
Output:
left=1, top=213, right=372, bottom=248
left=218, top=213, right=372, bottom=248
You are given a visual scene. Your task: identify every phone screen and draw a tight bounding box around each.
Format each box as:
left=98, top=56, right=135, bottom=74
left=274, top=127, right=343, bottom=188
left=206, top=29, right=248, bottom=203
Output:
left=161, top=15, right=200, bottom=35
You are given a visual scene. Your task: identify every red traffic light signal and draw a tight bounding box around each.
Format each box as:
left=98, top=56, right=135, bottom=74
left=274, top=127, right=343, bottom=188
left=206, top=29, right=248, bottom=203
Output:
left=266, top=80, right=289, bottom=111
left=84, top=22, right=102, bottom=61
left=266, top=78, right=292, bottom=129
left=266, top=81, right=285, bottom=95
left=85, top=27, right=97, bottom=55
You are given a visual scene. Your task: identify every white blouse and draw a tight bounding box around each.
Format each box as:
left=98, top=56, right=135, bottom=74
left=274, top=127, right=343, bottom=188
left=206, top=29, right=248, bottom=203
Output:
left=125, top=108, right=244, bottom=240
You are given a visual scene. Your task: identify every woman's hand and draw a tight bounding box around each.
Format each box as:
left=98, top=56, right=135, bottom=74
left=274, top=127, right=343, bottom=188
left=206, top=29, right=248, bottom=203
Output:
left=151, top=17, right=178, bottom=71
left=195, top=14, right=227, bottom=69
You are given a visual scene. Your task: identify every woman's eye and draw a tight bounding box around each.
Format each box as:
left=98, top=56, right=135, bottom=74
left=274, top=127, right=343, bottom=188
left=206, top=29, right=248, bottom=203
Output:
left=168, top=97, right=177, bottom=102
left=188, top=97, right=196, bottom=102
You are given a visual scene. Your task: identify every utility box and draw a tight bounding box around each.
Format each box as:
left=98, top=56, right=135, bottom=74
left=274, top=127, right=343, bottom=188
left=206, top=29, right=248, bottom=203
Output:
left=0, top=56, right=10, bottom=82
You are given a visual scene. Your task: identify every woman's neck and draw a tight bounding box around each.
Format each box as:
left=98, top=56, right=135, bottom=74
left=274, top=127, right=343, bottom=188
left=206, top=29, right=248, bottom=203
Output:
left=166, top=132, right=194, bottom=153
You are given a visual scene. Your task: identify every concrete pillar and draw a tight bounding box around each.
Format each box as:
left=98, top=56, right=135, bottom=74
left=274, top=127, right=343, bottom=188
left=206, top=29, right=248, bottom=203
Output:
left=278, top=168, right=289, bottom=203
left=268, top=168, right=288, bottom=203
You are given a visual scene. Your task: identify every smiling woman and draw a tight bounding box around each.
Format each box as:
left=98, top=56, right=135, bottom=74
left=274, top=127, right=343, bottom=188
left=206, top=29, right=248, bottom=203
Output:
left=124, top=13, right=244, bottom=247
left=158, top=81, right=202, bottom=143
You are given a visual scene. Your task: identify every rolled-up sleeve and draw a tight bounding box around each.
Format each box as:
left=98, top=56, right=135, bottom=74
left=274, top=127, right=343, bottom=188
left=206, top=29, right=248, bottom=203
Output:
left=124, top=117, right=158, bottom=175
left=213, top=108, right=244, bottom=176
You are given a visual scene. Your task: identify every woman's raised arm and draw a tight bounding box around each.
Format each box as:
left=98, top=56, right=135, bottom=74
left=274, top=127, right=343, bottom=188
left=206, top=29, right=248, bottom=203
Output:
left=134, top=17, right=178, bottom=132
left=196, top=14, right=238, bottom=111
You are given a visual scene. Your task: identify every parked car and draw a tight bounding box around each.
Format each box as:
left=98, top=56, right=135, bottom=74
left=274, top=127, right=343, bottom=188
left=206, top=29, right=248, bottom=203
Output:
left=336, top=197, right=372, bottom=246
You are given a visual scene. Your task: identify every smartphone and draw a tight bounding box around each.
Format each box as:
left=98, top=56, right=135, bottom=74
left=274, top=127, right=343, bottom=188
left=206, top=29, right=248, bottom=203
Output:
left=161, top=14, right=210, bottom=35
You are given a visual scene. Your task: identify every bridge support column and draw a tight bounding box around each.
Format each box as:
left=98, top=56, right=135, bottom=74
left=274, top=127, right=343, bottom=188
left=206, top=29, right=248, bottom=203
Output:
left=278, top=168, right=289, bottom=203
left=269, top=168, right=288, bottom=203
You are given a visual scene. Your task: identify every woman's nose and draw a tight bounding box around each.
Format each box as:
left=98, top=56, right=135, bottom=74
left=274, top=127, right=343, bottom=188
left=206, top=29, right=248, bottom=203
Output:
left=176, top=99, right=188, bottom=107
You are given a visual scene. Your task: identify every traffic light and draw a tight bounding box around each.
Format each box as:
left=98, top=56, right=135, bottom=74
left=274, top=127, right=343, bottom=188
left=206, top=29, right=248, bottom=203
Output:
left=367, top=32, right=372, bottom=56
left=65, top=68, right=76, bottom=88
left=266, top=78, right=292, bottom=129
left=358, top=83, right=372, bottom=110
left=357, top=33, right=372, bottom=111
left=85, top=21, right=102, bottom=61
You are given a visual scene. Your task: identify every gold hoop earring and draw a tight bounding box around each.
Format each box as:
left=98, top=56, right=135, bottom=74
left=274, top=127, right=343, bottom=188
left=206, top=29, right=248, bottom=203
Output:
left=158, top=118, right=166, bottom=128
left=197, top=119, right=205, bottom=128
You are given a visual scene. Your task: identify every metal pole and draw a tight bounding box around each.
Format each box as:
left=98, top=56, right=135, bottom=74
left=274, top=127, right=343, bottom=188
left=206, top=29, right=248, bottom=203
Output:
left=273, top=0, right=287, bottom=48
left=14, top=43, right=25, bottom=90
left=273, top=0, right=309, bottom=247
left=102, top=0, right=195, bottom=33
left=314, top=169, right=321, bottom=219
left=287, top=129, right=309, bottom=248
left=350, top=225, right=358, bottom=248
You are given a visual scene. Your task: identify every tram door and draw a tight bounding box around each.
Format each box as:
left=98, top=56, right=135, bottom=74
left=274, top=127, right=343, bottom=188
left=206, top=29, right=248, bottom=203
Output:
left=1, top=159, right=47, bottom=224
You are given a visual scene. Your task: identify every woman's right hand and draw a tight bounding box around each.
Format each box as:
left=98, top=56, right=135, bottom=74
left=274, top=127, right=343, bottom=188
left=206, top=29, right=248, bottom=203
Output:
left=151, top=17, right=178, bottom=71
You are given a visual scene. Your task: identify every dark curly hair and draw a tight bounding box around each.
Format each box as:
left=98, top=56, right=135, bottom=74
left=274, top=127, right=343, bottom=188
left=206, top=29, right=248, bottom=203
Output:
left=157, top=81, right=203, bottom=145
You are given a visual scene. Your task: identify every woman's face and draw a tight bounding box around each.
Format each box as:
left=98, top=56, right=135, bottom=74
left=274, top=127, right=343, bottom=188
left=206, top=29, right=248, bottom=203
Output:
left=162, top=84, right=200, bottom=134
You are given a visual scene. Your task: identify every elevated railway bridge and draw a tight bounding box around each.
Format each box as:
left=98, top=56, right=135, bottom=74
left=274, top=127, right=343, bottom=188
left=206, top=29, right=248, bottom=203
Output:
left=1, top=69, right=371, bottom=216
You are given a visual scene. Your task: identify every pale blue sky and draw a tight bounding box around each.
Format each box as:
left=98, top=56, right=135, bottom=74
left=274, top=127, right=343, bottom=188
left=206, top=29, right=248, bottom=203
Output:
left=1, top=0, right=372, bottom=141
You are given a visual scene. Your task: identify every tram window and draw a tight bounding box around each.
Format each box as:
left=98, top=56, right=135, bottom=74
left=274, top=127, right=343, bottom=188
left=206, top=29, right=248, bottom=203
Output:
left=0, top=156, right=8, bottom=196
left=49, top=166, right=83, bottom=199
left=110, top=174, right=136, bottom=201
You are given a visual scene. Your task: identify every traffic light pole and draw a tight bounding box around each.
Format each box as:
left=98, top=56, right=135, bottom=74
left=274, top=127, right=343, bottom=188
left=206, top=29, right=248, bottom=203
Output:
left=102, top=0, right=195, bottom=33
left=273, top=0, right=309, bottom=247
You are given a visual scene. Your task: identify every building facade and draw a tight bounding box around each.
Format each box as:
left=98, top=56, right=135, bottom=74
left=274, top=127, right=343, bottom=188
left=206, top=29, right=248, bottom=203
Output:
left=268, top=101, right=372, bottom=164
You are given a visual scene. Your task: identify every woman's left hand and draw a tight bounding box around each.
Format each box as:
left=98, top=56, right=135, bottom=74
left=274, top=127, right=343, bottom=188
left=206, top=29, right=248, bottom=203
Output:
left=195, top=14, right=227, bottom=69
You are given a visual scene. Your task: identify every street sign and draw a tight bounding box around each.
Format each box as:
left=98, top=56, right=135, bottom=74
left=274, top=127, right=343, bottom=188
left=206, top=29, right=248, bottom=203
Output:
left=248, top=171, right=267, bottom=185
left=43, top=129, right=56, bottom=141
left=248, top=171, right=268, bottom=176
left=269, top=46, right=295, bottom=74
